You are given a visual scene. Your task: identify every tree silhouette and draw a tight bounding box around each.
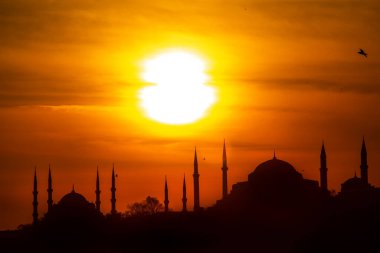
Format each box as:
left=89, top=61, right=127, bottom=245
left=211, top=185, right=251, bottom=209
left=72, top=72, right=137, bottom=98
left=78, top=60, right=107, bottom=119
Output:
left=126, top=196, right=164, bottom=216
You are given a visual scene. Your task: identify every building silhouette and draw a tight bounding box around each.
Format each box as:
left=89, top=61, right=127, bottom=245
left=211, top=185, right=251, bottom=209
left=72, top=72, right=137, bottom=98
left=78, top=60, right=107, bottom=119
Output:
left=213, top=153, right=321, bottom=213
left=32, top=167, right=109, bottom=232
left=360, top=137, right=368, bottom=184
left=320, top=142, right=328, bottom=193
left=339, top=138, right=372, bottom=194
left=164, top=176, right=169, bottom=212
left=42, top=186, right=101, bottom=234
left=95, top=167, right=101, bottom=212
left=340, top=172, right=370, bottom=194
left=32, top=168, right=38, bottom=225
left=193, top=147, right=200, bottom=211
left=111, top=164, right=116, bottom=215
left=182, top=175, right=187, bottom=212
left=335, top=138, right=380, bottom=211
left=221, top=139, right=228, bottom=199
left=47, top=165, right=53, bottom=212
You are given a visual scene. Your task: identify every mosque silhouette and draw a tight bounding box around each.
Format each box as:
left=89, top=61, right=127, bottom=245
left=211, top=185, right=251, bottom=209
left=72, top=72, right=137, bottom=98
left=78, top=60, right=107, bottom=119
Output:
left=3, top=138, right=380, bottom=253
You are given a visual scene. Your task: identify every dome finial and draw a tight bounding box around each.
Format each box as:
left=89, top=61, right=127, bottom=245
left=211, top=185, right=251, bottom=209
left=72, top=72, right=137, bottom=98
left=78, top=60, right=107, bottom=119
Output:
left=273, top=148, right=276, bottom=160
left=72, top=184, right=75, bottom=192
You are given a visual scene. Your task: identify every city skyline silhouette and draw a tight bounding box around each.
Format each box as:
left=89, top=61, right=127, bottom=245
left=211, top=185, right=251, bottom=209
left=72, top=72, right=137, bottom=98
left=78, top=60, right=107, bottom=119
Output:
left=2, top=138, right=380, bottom=252
left=1, top=0, right=380, bottom=252
left=25, top=138, right=377, bottom=218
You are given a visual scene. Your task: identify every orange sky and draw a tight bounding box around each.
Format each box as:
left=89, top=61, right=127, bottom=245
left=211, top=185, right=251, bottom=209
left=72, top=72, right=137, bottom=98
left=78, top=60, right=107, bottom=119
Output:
left=1, top=0, right=380, bottom=230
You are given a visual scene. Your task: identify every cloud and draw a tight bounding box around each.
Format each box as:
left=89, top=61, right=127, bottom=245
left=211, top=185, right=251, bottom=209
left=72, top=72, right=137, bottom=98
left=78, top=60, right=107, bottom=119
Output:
left=1, top=0, right=379, bottom=47
left=0, top=0, right=379, bottom=106
left=0, top=75, right=119, bottom=107
left=243, top=77, right=380, bottom=94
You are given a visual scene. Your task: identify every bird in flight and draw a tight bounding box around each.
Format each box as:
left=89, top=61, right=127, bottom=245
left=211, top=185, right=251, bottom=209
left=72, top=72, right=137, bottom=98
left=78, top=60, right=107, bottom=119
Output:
left=358, top=48, right=367, bottom=57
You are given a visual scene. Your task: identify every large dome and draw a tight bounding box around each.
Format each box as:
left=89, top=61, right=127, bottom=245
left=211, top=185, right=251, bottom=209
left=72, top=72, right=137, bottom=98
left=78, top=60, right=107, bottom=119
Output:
left=248, top=157, right=303, bottom=183
left=248, top=157, right=305, bottom=201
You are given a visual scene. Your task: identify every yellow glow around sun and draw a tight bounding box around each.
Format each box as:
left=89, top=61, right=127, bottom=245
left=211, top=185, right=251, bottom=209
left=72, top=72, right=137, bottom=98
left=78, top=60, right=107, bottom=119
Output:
left=139, top=50, right=216, bottom=125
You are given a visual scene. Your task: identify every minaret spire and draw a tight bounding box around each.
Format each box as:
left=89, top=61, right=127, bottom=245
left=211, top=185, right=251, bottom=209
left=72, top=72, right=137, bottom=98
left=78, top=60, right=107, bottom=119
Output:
left=164, top=176, right=169, bottom=212
left=32, top=168, right=38, bottom=226
left=193, top=147, right=200, bottom=211
left=223, top=139, right=227, bottom=167
left=360, top=137, right=368, bottom=184
left=182, top=174, right=187, bottom=212
left=95, top=166, right=101, bottom=212
left=221, top=139, right=229, bottom=199
left=47, top=165, right=53, bottom=212
left=320, top=141, right=328, bottom=193
left=111, top=164, right=116, bottom=214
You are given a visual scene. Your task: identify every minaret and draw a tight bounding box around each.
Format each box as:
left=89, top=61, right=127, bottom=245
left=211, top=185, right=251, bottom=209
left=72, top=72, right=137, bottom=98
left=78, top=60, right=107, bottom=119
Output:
left=193, top=147, right=200, bottom=211
left=361, top=137, right=368, bottom=184
left=182, top=175, right=187, bottom=212
left=221, top=140, right=228, bottom=199
left=320, top=142, right=328, bottom=193
left=111, top=164, right=116, bottom=214
left=95, top=167, right=101, bottom=212
left=47, top=165, right=53, bottom=212
left=32, top=168, right=38, bottom=225
left=164, top=176, right=169, bottom=212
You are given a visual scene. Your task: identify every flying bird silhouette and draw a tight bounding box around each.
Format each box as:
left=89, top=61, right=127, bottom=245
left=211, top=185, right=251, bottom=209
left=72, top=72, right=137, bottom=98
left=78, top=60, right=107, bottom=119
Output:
left=358, top=48, right=367, bottom=57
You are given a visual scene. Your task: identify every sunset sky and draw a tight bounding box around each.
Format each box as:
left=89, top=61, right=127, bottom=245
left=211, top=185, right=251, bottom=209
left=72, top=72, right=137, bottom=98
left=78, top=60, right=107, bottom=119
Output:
left=1, top=0, right=380, bottom=230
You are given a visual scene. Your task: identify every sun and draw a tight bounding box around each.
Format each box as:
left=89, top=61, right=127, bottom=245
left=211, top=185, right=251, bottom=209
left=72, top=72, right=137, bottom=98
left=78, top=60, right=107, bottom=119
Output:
left=138, top=50, right=217, bottom=125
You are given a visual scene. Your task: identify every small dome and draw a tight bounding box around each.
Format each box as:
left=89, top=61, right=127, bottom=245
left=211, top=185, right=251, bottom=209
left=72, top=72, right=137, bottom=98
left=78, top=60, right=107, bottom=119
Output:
left=342, top=175, right=362, bottom=187
left=341, top=175, right=369, bottom=193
